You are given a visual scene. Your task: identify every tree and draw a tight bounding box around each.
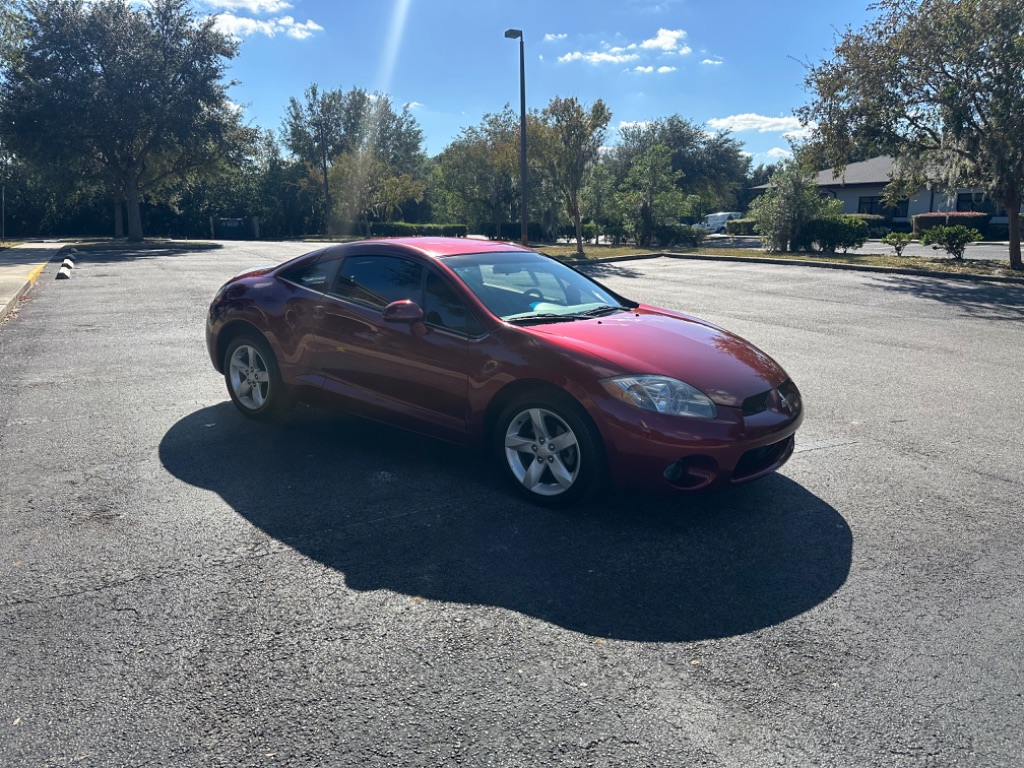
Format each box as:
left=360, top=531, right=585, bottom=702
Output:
left=0, top=0, right=246, bottom=241
left=535, top=97, right=611, bottom=254
left=612, top=116, right=751, bottom=216
left=283, top=86, right=425, bottom=236
left=327, top=149, right=424, bottom=236
left=283, top=85, right=346, bottom=236
left=435, top=108, right=518, bottom=237
left=581, top=161, right=623, bottom=245
left=748, top=158, right=841, bottom=252
left=0, top=0, right=23, bottom=64
left=618, top=144, right=692, bottom=247
left=799, top=0, right=1024, bottom=270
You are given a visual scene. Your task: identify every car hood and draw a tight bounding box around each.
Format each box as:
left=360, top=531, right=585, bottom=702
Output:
left=524, top=307, right=788, bottom=407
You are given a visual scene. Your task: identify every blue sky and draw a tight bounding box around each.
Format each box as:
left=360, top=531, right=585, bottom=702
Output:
left=203, top=0, right=877, bottom=163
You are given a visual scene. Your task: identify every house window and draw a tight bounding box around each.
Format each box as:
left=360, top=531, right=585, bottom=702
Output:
left=857, top=196, right=909, bottom=218
left=956, top=193, right=1005, bottom=217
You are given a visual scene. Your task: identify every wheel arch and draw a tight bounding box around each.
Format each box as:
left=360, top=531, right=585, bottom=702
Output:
left=483, top=378, right=606, bottom=455
left=214, top=320, right=269, bottom=373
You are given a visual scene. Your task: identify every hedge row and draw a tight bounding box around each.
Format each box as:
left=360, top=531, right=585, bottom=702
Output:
left=479, top=222, right=546, bottom=242
left=912, top=212, right=990, bottom=237
left=651, top=223, right=706, bottom=248
left=371, top=222, right=468, bottom=238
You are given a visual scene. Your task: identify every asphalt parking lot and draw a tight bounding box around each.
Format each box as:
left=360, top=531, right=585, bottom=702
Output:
left=1, top=241, right=1022, bottom=766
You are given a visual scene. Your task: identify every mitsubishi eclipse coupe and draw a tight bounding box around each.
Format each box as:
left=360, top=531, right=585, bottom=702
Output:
left=206, top=237, right=803, bottom=506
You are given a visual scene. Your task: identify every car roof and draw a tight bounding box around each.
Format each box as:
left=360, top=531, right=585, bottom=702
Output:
left=369, top=237, right=532, bottom=259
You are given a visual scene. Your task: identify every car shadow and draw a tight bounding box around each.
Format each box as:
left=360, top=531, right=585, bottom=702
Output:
left=159, top=403, right=852, bottom=642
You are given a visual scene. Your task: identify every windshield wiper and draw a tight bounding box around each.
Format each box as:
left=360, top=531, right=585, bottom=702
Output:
left=577, top=305, right=633, bottom=317
left=507, top=313, right=582, bottom=325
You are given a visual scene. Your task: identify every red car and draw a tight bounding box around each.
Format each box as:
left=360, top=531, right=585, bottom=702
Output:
left=206, top=238, right=802, bottom=505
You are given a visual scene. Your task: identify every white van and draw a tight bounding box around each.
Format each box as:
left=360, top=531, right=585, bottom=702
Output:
left=695, top=211, right=743, bottom=234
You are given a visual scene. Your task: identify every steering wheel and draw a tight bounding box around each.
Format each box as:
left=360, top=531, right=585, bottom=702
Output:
left=523, top=288, right=544, bottom=302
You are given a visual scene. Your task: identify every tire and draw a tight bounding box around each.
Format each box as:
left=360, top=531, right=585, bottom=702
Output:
left=223, top=334, right=294, bottom=421
left=494, top=391, right=605, bottom=507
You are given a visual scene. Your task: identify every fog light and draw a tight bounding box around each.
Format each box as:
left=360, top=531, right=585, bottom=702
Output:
left=663, top=456, right=718, bottom=490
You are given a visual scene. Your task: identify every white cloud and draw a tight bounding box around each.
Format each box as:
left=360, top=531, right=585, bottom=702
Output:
left=405, top=101, right=424, bottom=110
left=657, top=66, right=676, bottom=73
left=633, top=65, right=654, bottom=73
left=640, top=28, right=689, bottom=53
left=214, top=13, right=323, bottom=40
left=766, top=147, right=792, bottom=158
left=707, top=113, right=803, bottom=133
left=701, top=57, right=723, bottom=65
left=204, top=0, right=293, bottom=12
left=544, top=33, right=567, bottom=42
left=783, top=125, right=816, bottom=141
left=559, top=50, right=639, bottom=65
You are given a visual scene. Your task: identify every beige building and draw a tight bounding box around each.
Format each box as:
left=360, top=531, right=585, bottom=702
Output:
left=813, top=156, right=1019, bottom=225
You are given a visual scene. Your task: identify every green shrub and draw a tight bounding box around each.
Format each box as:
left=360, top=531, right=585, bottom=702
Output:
left=800, top=216, right=869, bottom=253
left=912, top=211, right=990, bottom=238
left=725, top=218, right=758, bottom=235
left=846, top=213, right=891, bottom=238
left=919, top=224, right=983, bottom=259
left=881, top=231, right=913, bottom=256
left=653, top=223, right=705, bottom=248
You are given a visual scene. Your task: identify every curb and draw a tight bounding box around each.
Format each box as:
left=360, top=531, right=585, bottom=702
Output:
left=0, top=246, right=77, bottom=324
left=0, top=259, right=49, bottom=324
left=567, top=250, right=1024, bottom=286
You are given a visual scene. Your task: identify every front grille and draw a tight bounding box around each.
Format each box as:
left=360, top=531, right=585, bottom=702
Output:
left=733, top=435, right=795, bottom=480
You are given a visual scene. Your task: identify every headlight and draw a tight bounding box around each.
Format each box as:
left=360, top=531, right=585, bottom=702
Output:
left=601, top=375, right=717, bottom=419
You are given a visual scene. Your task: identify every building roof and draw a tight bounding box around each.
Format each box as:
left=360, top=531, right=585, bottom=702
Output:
left=751, top=155, right=897, bottom=190
left=814, top=156, right=895, bottom=187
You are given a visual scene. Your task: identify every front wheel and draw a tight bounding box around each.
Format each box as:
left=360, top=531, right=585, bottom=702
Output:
left=495, top=393, right=605, bottom=507
left=224, top=334, right=293, bottom=421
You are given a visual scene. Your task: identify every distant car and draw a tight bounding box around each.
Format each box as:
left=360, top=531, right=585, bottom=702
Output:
left=206, top=238, right=802, bottom=506
left=696, top=211, right=743, bottom=234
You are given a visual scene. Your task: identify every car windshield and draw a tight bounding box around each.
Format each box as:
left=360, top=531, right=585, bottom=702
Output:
left=445, top=251, right=632, bottom=323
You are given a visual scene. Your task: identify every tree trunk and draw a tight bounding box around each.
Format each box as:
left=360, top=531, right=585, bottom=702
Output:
left=570, top=194, right=584, bottom=254
left=113, top=195, right=124, bottom=239
left=124, top=175, right=144, bottom=242
left=1005, top=188, right=1022, bottom=271
left=321, top=147, right=332, bottom=239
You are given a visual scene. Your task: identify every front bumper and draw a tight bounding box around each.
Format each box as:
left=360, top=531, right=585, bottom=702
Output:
left=593, top=380, right=804, bottom=493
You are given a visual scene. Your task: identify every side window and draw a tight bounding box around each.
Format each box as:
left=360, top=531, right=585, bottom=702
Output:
left=331, top=256, right=424, bottom=309
left=423, top=272, right=483, bottom=336
left=280, top=256, right=337, bottom=291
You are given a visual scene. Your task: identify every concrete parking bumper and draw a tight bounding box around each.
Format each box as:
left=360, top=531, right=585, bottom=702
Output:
left=0, top=242, right=67, bottom=323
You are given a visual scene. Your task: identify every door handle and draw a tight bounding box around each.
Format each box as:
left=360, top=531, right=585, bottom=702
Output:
left=312, top=305, right=325, bottom=318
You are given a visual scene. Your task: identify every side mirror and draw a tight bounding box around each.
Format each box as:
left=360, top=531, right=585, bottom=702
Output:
left=382, top=299, right=424, bottom=323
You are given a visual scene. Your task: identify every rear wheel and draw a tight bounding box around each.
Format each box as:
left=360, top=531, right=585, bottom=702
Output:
left=495, top=392, right=604, bottom=507
left=224, top=334, right=293, bottom=421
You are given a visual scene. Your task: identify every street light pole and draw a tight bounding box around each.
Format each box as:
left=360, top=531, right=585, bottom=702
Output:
left=505, top=28, right=529, bottom=246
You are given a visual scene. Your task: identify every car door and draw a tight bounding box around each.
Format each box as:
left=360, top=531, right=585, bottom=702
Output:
left=270, top=252, right=341, bottom=387
left=313, top=253, right=482, bottom=442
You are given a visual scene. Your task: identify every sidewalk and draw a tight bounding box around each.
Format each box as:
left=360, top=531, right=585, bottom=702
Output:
left=0, top=242, right=67, bottom=324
